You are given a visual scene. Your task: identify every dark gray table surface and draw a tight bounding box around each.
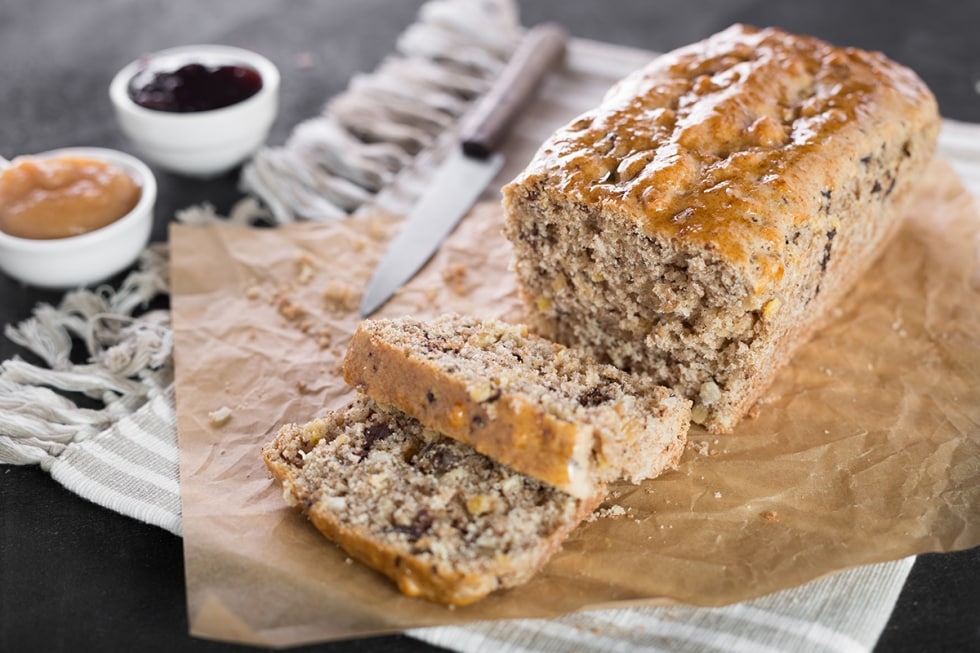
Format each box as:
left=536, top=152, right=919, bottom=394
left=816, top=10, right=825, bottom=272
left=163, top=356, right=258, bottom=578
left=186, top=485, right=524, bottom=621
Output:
left=1, top=1, right=978, bottom=651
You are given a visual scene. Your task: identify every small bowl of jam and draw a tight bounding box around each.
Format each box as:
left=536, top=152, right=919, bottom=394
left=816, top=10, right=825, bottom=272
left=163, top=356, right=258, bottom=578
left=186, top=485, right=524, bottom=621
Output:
left=0, top=147, right=156, bottom=288
left=109, top=44, right=280, bottom=177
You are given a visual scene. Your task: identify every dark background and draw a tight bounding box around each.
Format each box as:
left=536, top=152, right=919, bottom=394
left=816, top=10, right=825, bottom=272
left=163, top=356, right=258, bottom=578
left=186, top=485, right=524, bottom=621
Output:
left=1, top=1, right=978, bottom=651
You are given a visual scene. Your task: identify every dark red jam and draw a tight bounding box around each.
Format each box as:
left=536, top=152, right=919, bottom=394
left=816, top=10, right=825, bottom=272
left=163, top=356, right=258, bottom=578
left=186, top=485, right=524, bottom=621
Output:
left=128, top=62, right=263, bottom=112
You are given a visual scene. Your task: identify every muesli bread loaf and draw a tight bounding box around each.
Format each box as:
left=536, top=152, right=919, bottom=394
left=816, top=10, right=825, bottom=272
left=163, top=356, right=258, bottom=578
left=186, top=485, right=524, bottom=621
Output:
left=342, top=314, right=690, bottom=498
left=502, top=24, right=940, bottom=433
left=262, top=396, right=604, bottom=606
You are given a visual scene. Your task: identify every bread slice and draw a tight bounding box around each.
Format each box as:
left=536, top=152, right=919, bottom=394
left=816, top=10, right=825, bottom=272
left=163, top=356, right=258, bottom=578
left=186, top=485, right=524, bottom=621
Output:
left=342, top=314, right=690, bottom=499
left=501, top=24, right=939, bottom=433
left=262, top=396, right=604, bottom=606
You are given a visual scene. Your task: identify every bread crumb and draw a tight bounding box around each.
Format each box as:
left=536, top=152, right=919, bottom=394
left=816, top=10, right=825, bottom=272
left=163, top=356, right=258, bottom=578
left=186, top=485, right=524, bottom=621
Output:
left=294, top=51, right=316, bottom=69
left=890, top=316, right=910, bottom=338
left=441, top=263, right=470, bottom=295
left=367, top=215, right=391, bottom=242
left=244, top=285, right=262, bottom=300
left=713, top=491, right=722, bottom=499
left=276, top=295, right=306, bottom=321
left=588, top=504, right=628, bottom=522
left=323, top=281, right=359, bottom=313
left=296, top=380, right=318, bottom=395
left=316, top=328, right=333, bottom=350
left=295, top=251, right=318, bottom=285
left=763, top=510, right=780, bottom=522
left=297, top=263, right=316, bottom=285
left=687, top=440, right=710, bottom=456
left=208, top=406, right=233, bottom=427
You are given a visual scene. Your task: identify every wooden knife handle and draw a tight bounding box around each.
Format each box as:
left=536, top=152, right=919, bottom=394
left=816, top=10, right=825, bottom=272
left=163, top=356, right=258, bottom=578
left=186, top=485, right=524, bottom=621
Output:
left=460, top=23, right=569, bottom=159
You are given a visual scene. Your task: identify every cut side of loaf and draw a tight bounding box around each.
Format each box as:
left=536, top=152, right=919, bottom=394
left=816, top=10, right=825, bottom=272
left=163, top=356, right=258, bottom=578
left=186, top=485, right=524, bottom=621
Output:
left=502, top=24, right=940, bottom=433
left=342, top=314, right=691, bottom=499
left=262, top=396, right=604, bottom=606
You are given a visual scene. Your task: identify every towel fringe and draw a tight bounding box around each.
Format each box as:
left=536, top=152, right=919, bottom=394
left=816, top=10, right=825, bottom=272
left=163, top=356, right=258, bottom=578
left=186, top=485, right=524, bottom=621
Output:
left=0, top=246, right=172, bottom=467
left=237, top=0, right=521, bottom=223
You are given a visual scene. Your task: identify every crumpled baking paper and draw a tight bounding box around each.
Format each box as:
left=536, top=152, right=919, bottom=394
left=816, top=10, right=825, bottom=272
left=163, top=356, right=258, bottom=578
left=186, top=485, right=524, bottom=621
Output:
left=169, top=36, right=979, bottom=647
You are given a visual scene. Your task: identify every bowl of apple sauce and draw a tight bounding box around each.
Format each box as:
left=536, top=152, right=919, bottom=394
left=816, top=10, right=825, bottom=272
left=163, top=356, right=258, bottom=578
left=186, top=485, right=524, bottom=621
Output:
left=0, top=147, right=156, bottom=288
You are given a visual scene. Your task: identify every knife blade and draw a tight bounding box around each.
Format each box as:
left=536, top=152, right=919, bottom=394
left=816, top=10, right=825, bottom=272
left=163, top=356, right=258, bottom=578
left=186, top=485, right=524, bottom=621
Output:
left=359, top=23, right=568, bottom=317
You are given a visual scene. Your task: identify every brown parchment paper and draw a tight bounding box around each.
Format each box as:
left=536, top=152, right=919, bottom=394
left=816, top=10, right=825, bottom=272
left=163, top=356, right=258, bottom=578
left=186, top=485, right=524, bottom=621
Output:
left=170, top=40, right=980, bottom=648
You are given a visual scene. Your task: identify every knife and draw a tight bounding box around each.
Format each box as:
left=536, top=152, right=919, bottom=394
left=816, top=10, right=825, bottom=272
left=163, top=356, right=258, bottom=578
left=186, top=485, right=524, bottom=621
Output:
left=359, top=23, right=568, bottom=317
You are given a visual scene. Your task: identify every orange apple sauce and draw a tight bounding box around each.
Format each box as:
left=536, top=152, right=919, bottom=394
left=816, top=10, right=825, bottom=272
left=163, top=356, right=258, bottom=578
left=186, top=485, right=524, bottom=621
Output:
left=0, top=155, right=141, bottom=240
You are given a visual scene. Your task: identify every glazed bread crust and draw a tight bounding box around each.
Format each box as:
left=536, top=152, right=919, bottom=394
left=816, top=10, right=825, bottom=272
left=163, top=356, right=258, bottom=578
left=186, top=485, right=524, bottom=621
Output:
left=343, top=314, right=690, bottom=498
left=262, top=397, right=603, bottom=606
left=502, top=24, right=940, bottom=432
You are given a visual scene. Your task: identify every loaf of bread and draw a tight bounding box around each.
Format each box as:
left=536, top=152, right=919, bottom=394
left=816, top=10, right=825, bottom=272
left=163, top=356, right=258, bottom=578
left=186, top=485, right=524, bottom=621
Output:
left=262, top=396, right=604, bottom=606
left=502, top=24, right=940, bottom=433
left=342, top=314, right=690, bottom=498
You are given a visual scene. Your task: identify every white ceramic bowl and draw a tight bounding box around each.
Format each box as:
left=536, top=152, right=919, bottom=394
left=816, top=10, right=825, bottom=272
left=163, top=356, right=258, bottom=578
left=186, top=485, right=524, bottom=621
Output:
left=0, top=147, right=156, bottom=289
left=109, top=44, right=280, bottom=178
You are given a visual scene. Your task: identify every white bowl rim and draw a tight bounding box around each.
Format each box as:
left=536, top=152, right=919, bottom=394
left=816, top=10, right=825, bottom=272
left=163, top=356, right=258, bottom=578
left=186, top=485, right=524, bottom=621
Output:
left=108, top=44, right=280, bottom=121
left=0, top=146, right=157, bottom=252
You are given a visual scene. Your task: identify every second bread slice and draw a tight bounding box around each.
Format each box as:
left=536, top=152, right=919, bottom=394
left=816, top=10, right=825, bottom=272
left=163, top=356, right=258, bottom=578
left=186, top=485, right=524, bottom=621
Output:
left=343, top=314, right=691, bottom=499
left=262, top=396, right=604, bottom=606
